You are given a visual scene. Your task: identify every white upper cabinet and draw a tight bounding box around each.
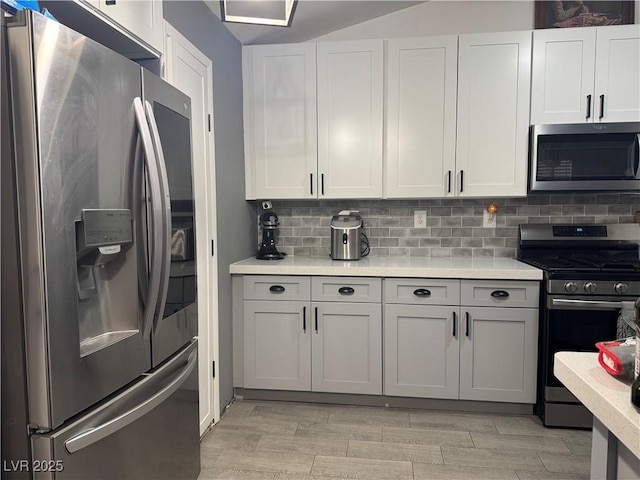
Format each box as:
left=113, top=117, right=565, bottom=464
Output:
left=456, top=31, right=532, bottom=198
left=594, top=25, right=640, bottom=123
left=385, top=37, right=458, bottom=198
left=531, top=25, right=640, bottom=124
left=97, top=0, right=163, bottom=54
left=244, top=44, right=317, bottom=199
left=39, top=0, right=163, bottom=58
left=243, top=33, right=533, bottom=200
left=317, top=40, right=384, bottom=199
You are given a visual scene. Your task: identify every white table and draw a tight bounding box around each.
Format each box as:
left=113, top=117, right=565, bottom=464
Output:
left=554, top=351, right=640, bottom=479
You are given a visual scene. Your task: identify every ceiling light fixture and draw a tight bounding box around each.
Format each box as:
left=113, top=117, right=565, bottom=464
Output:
left=220, top=0, right=298, bottom=27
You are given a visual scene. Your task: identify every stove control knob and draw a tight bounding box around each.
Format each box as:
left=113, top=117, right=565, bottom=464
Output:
left=564, top=282, right=578, bottom=293
left=584, top=282, right=598, bottom=294
left=614, top=282, right=629, bottom=294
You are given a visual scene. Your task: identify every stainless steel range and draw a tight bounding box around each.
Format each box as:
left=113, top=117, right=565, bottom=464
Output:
left=518, top=223, right=640, bottom=428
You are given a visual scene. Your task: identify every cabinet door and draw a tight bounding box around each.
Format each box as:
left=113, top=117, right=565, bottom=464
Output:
left=312, top=302, right=382, bottom=394
left=317, top=40, right=383, bottom=199
left=244, top=301, right=311, bottom=391
left=385, top=37, right=457, bottom=198
left=385, top=305, right=459, bottom=399
left=594, top=25, right=640, bottom=123
left=459, top=307, right=538, bottom=403
left=99, top=0, right=163, bottom=53
left=247, top=44, right=318, bottom=199
left=531, top=28, right=596, bottom=124
left=456, top=31, right=531, bottom=198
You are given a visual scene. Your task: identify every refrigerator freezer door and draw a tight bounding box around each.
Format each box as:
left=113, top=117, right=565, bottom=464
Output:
left=5, top=11, right=151, bottom=430
left=142, top=71, right=198, bottom=367
left=31, top=340, right=200, bottom=480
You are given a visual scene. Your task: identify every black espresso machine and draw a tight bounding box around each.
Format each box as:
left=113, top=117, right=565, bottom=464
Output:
left=256, top=202, right=285, bottom=260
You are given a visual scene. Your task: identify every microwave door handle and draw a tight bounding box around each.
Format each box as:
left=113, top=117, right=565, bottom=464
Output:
left=133, top=98, right=162, bottom=339
left=144, top=101, right=172, bottom=334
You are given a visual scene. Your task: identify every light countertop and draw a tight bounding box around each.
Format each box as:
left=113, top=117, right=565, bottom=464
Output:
left=230, top=256, right=543, bottom=280
left=554, top=351, right=640, bottom=458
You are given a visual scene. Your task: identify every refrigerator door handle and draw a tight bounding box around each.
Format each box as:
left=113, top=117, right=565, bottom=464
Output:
left=133, top=98, right=163, bottom=339
left=144, top=100, right=172, bottom=334
left=63, top=348, right=197, bottom=454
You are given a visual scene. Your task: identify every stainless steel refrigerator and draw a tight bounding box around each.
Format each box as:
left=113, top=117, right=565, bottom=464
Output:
left=1, top=10, right=200, bottom=479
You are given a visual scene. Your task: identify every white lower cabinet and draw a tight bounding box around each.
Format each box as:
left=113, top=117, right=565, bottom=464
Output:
left=385, top=304, right=459, bottom=399
left=242, top=276, right=382, bottom=395
left=241, top=275, right=538, bottom=404
left=312, top=302, right=382, bottom=394
left=459, top=306, right=538, bottom=403
left=384, top=278, right=539, bottom=403
left=243, top=300, right=311, bottom=391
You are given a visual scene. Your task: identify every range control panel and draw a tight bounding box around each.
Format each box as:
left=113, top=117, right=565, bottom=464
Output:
left=552, top=225, right=607, bottom=237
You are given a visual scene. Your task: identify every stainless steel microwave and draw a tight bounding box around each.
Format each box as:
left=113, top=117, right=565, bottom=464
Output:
left=529, top=123, right=640, bottom=192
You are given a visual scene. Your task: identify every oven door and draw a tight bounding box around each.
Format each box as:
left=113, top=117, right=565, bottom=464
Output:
left=545, top=295, right=623, bottom=401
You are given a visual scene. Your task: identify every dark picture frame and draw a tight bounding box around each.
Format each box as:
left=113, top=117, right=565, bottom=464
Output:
left=535, top=1, right=635, bottom=29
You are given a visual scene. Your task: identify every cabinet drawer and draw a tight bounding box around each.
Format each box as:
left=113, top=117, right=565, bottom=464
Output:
left=460, top=280, right=540, bottom=308
left=384, top=279, right=460, bottom=305
left=312, top=277, right=381, bottom=303
left=243, top=275, right=310, bottom=301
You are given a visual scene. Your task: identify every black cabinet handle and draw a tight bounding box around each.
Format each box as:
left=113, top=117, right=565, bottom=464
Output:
left=460, top=170, right=464, bottom=193
left=269, top=285, right=285, bottom=293
left=465, top=312, right=470, bottom=337
left=310, top=173, right=314, bottom=195
left=586, top=94, right=592, bottom=119
left=105, top=0, right=116, bottom=4
left=413, top=288, right=431, bottom=297
left=338, top=286, right=355, bottom=295
left=447, top=170, right=452, bottom=193
left=314, top=307, right=318, bottom=332
left=490, top=290, right=510, bottom=299
left=599, top=94, right=605, bottom=119
left=452, top=311, right=457, bottom=337
left=321, top=174, right=325, bottom=195
left=303, top=306, right=306, bottom=332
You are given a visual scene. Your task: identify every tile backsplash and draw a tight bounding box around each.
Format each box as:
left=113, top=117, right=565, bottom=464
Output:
left=262, top=194, right=640, bottom=259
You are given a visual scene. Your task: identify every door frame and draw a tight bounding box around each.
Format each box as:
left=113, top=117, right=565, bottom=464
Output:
left=162, top=21, right=220, bottom=432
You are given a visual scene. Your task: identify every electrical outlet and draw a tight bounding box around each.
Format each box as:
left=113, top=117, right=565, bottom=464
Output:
left=414, top=210, right=427, bottom=228
left=483, top=210, right=497, bottom=228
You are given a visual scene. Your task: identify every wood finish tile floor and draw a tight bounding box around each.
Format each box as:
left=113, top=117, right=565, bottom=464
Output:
left=198, top=400, right=592, bottom=480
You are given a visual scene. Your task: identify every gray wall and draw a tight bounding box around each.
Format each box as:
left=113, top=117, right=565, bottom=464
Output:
left=268, top=195, right=640, bottom=259
left=163, top=1, right=256, bottom=409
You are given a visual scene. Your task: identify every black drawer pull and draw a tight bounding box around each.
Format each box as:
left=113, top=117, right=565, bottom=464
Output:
left=490, top=290, right=510, bottom=299
left=413, top=288, right=431, bottom=297
left=269, top=285, right=285, bottom=293
left=315, top=307, right=318, bottom=332
left=303, top=306, right=306, bottom=332
left=338, top=286, right=355, bottom=295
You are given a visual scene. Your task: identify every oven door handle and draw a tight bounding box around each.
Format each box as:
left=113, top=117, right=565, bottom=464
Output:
left=551, top=298, right=623, bottom=310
